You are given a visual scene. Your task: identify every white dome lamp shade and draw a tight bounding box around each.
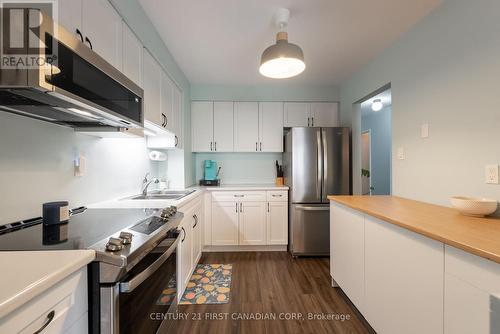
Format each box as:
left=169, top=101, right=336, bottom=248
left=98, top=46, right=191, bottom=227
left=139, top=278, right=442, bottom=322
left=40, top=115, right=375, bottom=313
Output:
left=371, top=99, right=383, bottom=111
left=259, top=8, right=305, bottom=79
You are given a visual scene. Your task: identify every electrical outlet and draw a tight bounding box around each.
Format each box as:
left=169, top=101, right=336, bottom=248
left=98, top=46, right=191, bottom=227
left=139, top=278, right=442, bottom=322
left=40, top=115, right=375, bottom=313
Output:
left=421, top=123, right=429, bottom=138
left=485, top=165, right=499, bottom=184
left=397, top=147, right=405, bottom=160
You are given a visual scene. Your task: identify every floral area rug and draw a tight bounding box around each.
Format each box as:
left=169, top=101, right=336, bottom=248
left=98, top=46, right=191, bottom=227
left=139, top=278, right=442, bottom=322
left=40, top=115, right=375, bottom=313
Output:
left=179, top=264, right=233, bottom=304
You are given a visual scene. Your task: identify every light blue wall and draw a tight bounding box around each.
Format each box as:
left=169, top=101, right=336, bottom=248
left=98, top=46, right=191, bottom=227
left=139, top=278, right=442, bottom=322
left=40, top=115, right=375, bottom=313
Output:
left=339, top=0, right=500, bottom=208
left=195, top=153, right=282, bottom=185
left=191, top=84, right=339, bottom=102
left=362, top=106, right=392, bottom=195
left=110, top=0, right=193, bottom=187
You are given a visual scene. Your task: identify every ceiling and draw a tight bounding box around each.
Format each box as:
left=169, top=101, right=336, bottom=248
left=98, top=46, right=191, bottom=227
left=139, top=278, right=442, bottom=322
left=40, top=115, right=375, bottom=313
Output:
left=361, top=89, right=392, bottom=117
left=139, top=0, right=441, bottom=86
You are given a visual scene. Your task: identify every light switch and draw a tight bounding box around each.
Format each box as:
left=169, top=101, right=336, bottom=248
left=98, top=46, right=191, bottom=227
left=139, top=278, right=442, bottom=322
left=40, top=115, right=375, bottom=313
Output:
left=421, top=123, right=429, bottom=138
left=485, top=165, right=499, bottom=184
left=74, top=153, right=86, bottom=177
left=397, top=147, right=405, bottom=160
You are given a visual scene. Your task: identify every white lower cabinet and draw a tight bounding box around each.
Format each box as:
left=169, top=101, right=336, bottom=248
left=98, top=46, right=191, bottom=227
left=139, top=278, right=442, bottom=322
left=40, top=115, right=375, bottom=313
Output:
left=239, top=202, right=266, bottom=245
left=211, top=201, right=239, bottom=245
left=0, top=267, right=88, bottom=334
left=208, top=190, right=288, bottom=247
left=330, top=203, right=500, bottom=334
left=330, top=202, right=365, bottom=311
left=177, top=196, right=204, bottom=298
left=364, top=215, right=444, bottom=334
left=266, top=201, right=288, bottom=245
left=444, top=245, right=500, bottom=334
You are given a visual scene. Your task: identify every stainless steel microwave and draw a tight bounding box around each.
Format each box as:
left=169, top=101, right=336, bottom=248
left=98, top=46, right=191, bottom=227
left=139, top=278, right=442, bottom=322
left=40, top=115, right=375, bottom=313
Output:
left=0, top=9, right=143, bottom=131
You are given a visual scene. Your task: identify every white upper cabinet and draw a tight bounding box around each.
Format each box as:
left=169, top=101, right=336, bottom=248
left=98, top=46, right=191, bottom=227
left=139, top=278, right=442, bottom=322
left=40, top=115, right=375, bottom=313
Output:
left=234, top=102, right=259, bottom=152
left=284, top=102, right=310, bottom=127
left=173, top=86, right=183, bottom=148
left=310, top=102, right=339, bottom=127
left=82, top=0, right=123, bottom=69
left=213, top=102, right=234, bottom=152
left=191, top=101, right=214, bottom=152
left=57, top=0, right=83, bottom=40
left=284, top=102, right=339, bottom=127
left=259, top=102, right=283, bottom=152
left=122, top=22, right=142, bottom=86
left=142, top=49, right=162, bottom=126
left=161, top=71, right=174, bottom=131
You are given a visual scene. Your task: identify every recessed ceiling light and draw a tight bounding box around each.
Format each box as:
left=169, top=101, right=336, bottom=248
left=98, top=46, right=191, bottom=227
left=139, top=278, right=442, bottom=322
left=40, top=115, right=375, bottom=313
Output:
left=371, top=99, right=383, bottom=111
left=259, top=8, right=305, bottom=79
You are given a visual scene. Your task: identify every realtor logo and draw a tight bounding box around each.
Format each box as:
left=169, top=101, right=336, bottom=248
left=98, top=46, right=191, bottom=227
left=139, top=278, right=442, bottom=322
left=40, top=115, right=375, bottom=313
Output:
left=0, top=1, right=57, bottom=69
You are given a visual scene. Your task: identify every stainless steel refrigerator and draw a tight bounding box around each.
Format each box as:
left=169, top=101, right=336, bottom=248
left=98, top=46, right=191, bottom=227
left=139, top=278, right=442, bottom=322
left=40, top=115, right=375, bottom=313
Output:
left=284, top=127, right=350, bottom=256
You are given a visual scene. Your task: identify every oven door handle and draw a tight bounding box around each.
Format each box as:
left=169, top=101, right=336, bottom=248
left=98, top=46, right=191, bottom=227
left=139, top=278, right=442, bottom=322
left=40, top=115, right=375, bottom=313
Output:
left=119, top=235, right=180, bottom=293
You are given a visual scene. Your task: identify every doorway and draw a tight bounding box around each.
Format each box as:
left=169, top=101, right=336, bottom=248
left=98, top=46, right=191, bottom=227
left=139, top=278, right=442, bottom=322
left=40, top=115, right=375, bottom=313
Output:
left=352, top=85, right=392, bottom=195
left=361, top=130, right=372, bottom=195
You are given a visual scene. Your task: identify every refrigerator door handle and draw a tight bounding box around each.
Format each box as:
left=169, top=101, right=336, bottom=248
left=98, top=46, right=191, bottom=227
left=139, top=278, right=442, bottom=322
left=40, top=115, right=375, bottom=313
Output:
left=316, top=129, right=323, bottom=200
left=295, top=205, right=330, bottom=211
left=322, top=128, right=328, bottom=202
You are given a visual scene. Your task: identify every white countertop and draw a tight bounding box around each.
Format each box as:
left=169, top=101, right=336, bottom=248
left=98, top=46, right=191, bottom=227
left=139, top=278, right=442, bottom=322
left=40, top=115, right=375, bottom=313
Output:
left=0, top=250, right=95, bottom=318
left=201, top=184, right=289, bottom=191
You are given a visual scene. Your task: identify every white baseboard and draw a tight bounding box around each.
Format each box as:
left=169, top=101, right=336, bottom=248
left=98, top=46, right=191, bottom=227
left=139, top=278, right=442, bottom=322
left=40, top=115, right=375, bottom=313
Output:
left=202, top=245, right=288, bottom=252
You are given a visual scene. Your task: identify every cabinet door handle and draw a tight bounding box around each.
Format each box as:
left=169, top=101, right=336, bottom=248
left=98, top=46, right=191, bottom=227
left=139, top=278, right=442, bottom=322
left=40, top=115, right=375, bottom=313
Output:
left=260, top=142, right=262, bottom=151
left=307, top=117, right=310, bottom=127
left=210, top=142, right=213, bottom=151
left=312, top=117, right=314, bottom=127
left=75, top=29, right=84, bottom=42
left=235, top=202, right=238, bottom=213
left=271, top=194, right=283, bottom=197
left=255, top=142, right=258, bottom=151
left=175, top=135, right=179, bottom=147
left=181, top=227, right=186, bottom=242
left=214, top=142, right=217, bottom=151
left=233, top=195, right=244, bottom=197
left=267, top=202, right=270, bottom=212
left=193, top=214, right=198, bottom=228
left=84, top=36, right=93, bottom=50
left=240, top=202, right=243, bottom=213
left=33, top=310, right=55, bottom=334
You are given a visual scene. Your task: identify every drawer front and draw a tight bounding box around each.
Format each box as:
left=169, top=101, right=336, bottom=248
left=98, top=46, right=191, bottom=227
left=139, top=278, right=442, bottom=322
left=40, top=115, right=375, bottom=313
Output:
left=212, top=191, right=266, bottom=202
left=267, top=190, right=288, bottom=202
left=0, top=267, right=88, bottom=334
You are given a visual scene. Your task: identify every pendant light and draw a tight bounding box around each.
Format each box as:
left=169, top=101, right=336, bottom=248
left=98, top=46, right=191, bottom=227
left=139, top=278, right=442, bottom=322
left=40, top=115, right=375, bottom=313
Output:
left=259, top=8, right=305, bottom=79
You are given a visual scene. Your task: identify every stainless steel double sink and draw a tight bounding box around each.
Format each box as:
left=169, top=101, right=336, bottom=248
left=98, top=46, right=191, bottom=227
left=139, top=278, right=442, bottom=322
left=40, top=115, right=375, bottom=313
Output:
left=124, top=190, right=196, bottom=201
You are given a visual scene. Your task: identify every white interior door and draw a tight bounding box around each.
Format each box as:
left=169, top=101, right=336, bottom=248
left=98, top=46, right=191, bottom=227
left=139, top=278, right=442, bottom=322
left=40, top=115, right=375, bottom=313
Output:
left=266, top=201, right=288, bottom=244
left=239, top=202, right=266, bottom=245
left=191, top=101, right=213, bottom=152
left=259, top=102, right=284, bottom=152
left=211, top=201, right=239, bottom=245
left=284, top=102, right=310, bottom=127
left=310, top=102, right=339, bottom=127
left=234, top=102, right=259, bottom=152
left=213, top=102, right=234, bottom=152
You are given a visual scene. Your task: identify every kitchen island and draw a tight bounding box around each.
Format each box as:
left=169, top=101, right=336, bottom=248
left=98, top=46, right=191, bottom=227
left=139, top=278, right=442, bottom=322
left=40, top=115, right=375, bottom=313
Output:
left=328, top=195, right=500, bottom=334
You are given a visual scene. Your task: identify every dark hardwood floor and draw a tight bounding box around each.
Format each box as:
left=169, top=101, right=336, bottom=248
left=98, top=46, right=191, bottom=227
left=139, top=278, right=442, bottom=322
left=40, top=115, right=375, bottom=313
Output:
left=175, top=252, right=375, bottom=334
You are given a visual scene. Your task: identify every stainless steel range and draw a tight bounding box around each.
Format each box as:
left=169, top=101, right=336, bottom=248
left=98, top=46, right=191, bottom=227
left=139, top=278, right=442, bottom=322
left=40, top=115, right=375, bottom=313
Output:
left=0, top=206, right=183, bottom=334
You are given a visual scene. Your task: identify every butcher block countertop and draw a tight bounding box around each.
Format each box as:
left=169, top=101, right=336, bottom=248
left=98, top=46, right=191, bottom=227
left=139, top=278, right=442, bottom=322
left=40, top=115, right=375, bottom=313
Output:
left=328, top=195, right=500, bottom=264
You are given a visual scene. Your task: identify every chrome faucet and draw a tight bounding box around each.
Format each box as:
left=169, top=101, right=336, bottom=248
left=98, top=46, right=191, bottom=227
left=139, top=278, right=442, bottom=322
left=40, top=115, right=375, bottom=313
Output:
left=142, top=172, right=159, bottom=196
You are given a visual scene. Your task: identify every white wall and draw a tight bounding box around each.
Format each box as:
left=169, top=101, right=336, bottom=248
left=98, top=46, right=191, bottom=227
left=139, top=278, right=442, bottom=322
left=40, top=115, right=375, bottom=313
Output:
left=339, top=0, right=500, bottom=209
left=0, top=113, right=150, bottom=223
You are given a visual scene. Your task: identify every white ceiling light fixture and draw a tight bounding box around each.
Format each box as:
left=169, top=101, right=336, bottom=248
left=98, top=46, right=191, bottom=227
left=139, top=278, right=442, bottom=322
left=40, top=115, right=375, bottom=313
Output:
left=371, top=99, right=383, bottom=111
left=259, top=8, right=305, bottom=79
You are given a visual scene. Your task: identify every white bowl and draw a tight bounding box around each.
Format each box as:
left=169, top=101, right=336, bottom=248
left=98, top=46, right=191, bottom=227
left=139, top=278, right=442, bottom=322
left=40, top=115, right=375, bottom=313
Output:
left=450, top=196, right=498, bottom=217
